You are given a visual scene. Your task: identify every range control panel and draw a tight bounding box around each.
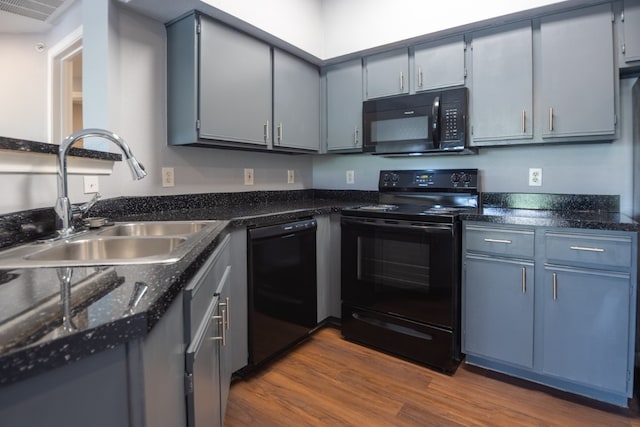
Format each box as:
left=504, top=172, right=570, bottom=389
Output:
left=379, top=169, right=478, bottom=191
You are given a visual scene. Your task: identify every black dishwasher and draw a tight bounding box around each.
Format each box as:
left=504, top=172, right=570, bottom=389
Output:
left=247, top=218, right=317, bottom=368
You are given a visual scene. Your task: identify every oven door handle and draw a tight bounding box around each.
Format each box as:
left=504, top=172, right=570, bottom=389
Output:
left=342, top=218, right=453, bottom=233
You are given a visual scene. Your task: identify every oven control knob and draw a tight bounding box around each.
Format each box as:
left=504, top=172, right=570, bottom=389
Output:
left=391, top=173, right=399, bottom=183
left=451, top=173, right=460, bottom=183
left=462, top=173, right=472, bottom=183
left=381, top=172, right=391, bottom=185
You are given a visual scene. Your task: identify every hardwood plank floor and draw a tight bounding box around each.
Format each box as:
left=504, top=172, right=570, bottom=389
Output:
left=225, top=327, right=640, bottom=426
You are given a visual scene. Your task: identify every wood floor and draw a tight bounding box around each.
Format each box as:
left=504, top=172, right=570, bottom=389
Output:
left=225, top=327, right=640, bottom=426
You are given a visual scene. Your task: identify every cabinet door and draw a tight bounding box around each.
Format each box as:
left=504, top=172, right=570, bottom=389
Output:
left=273, top=49, right=320, bottom=151
left=622, top=0, right=640, bottom=63
left=540, top=3, right=615, bottom=139
left=215, top=265, right=232, bottom=424
left=542, top=266, right=631, bottom=394
left=470, top=23, right=533, bottom=144
left=365, top=48, right=409, bottom=99
left=199, top=16, right=271, bottom=146
left=326, top=60, right=363, bottom=152
left=463, top=255, right=534, bottom=368
left=414, top=35, right=465, bottom=92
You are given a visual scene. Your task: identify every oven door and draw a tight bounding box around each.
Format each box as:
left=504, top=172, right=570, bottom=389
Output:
left=341, top=216, right=459, bottom=329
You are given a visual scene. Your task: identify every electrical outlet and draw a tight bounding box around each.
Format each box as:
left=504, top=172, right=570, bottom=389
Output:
left=83, top=176, right=99, bottom=193
left=287, top=170, right=295, bottom=184
left=162, top=167, right=175, bottom=187
left=346, top=170, right=355, bottom=184
left=244, top=168, right=254, bottom=185
left=528, top=168, right=542, bottom=186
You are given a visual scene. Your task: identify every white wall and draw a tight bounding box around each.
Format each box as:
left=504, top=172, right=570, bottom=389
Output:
left=313, top=77, right=639, bottom=216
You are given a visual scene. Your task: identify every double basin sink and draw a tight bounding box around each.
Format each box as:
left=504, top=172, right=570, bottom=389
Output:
left=0, top=220, right=221, bottom=269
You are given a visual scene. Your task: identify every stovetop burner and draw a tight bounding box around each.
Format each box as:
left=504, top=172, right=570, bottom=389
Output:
left=342, top=169, right=480, bottom=223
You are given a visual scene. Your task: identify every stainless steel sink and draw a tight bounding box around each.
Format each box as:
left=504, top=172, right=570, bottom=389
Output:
left=0, top=220, right=222, bottom=269
left=97, top=221, right=209, bottom=237
left=25, top=237, right=187, bottom=262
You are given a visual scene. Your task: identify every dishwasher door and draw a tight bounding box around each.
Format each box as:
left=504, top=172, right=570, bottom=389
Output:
left=247, top=218, right=317, bottom=368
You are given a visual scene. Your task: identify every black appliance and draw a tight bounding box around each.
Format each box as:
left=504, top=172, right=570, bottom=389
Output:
left=363, top=87, right=469, bottom=155
left=340, top=169, right=479, bottom=373
left=247, top=218, right=317, bottom=368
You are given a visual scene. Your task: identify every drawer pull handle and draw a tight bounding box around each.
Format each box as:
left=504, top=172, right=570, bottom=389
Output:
left=569, top=246, right=605, bottom=253
left=521, top=266, right=526, bottom=294
left=484, top=238, right=512, bottom=244
left=552, top=272, right=558, bottom=301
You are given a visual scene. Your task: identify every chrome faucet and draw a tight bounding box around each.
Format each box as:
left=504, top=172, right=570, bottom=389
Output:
left=56, top=128, right=147, bottom=238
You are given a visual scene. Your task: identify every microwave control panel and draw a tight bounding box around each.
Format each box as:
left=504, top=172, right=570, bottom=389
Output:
left=438, top=88, right=467, bottom=148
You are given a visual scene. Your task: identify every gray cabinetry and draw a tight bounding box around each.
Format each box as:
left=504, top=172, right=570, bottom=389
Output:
left=183, top=233, right=232, bottom=427
left=229, top=228, right=248, bottom=373
left=364, top=48, right=409, bottom=99
left=316, top=214, right=342, bottom=321
left=462, top=224, right=535, bottom=369
left=273, top=49, right=321, bottom=152
left=413, top=35, right=465, bottom=92
left=463, top=222, right=637, bottom=406
left=470, top=23, right=533, bottom=145
left=199, top=16, right=271, bottom=147
left=539, top=3, right=616, bottom=140
left=621, top=0, right=640, bottom=64
left=325, top=59, right=363, bottom=152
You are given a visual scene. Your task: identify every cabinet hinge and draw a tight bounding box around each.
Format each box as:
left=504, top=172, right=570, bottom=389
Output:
left=196, top=119, right=201, bottom=130
left=612, top=11, right=615, bottom=22
left=464, top=68, right=468, bottom=78
left=471, top=125, right=474, bottom=135
left=197, top=22, right=201, bottom=34
left=464, top=41, right=468, bottom=51
left=621, top=9, right=625, bottom=22
left=184, top=373, right=194, bottom=395
left=622, top=43, right=626, bottom=55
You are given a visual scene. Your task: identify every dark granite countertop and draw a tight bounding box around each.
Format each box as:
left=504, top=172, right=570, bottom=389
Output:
left=0, top=190, right=373, bottom=385
left=0, top=136, right=122, bottom=162
left=0, top=189, right=637, bottom=385
left=462, top=192, right=640, bottom=232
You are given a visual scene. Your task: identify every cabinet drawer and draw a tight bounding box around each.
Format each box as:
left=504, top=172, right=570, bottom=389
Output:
left=465, top=225, right=534, bottom=258
left=545, top=232, right=632, bottom=269
left=184, top=233, right=231, bottom=343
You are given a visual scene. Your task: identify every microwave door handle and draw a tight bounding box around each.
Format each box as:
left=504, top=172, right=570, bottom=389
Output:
left=432, top=96, right=440, bottom=145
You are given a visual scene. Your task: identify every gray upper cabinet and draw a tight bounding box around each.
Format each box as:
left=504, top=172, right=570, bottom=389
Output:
left=365, top=48, right=409, bottom=99
left=413, top=35, right=465, bottom=92
left=470, top=23, right=533, bottom=145
left=325, top=59, right=363, bottom=152
left=621, top=0, right=640, bottom=64
left=273, top=49, right=321, bottom=152
left=539, top=3, right=616, bottom=140
left=199, top=16, right=271, bottom=147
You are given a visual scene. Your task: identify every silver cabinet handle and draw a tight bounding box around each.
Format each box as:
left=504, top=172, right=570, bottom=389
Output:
left=483, top=238, right=512, bottom=244
left=521, top=266, right=527, bottom=294
left=418, top=67, right=423, bottom=88
left=277, top=122, right=283, bottom=143
left=522, top=110, right=526, bottom=133
left=354, top=127, right=359, bottom=146
left=400, top=71, right=404, bottom=91
left=549, top=107, right=554, bottom=132
left=552, top=272, right=558, bottom=301
left=570, top=245, right=605, bottom=253
left=264, top=120, right=269, bottom=142
left=219, top=297, right=230, bottom=330
left=211, top=311, right=226, bottom=346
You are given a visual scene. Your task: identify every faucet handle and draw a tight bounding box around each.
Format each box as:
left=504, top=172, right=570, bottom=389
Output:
left=73, top=192, right=101, bottom=216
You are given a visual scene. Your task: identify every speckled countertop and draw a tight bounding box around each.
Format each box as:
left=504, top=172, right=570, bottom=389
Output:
left=0, top=189, right=637, bottom=386
left=0, top=190, right=373, bottom=385
left=0, top=136, right=122, bottom=162
left=461, top=192, right=640, bottom=232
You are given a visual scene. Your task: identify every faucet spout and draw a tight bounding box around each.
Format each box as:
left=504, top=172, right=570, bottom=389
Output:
left=56, top=128, right=147, bottom=238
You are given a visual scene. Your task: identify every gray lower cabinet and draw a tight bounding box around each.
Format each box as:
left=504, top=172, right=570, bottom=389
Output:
left=463, top=222, right=637, bottom=406
left=464, top=255, right=534, bottom=369
left=316, top=214, right=342, bottom=321
left=325, top=59, right=363, bottom=152
left=413, top=35, right=466, bottom=92
left=229, top=228, right=248, bottom=374
left=470, top=23, right=533, bottom=145
left=539, top=3, right=616, bottom=140
left=364, top=48, right=409, bottom=99
left=273, top=49, right=321, bottom=152
left=183, top=233, right=232, bottom=427
left=621, top=0, right=640, bottom=65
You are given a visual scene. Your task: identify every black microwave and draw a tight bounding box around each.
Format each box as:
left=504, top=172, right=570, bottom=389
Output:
left=363, top=87, right=468, bottom=155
